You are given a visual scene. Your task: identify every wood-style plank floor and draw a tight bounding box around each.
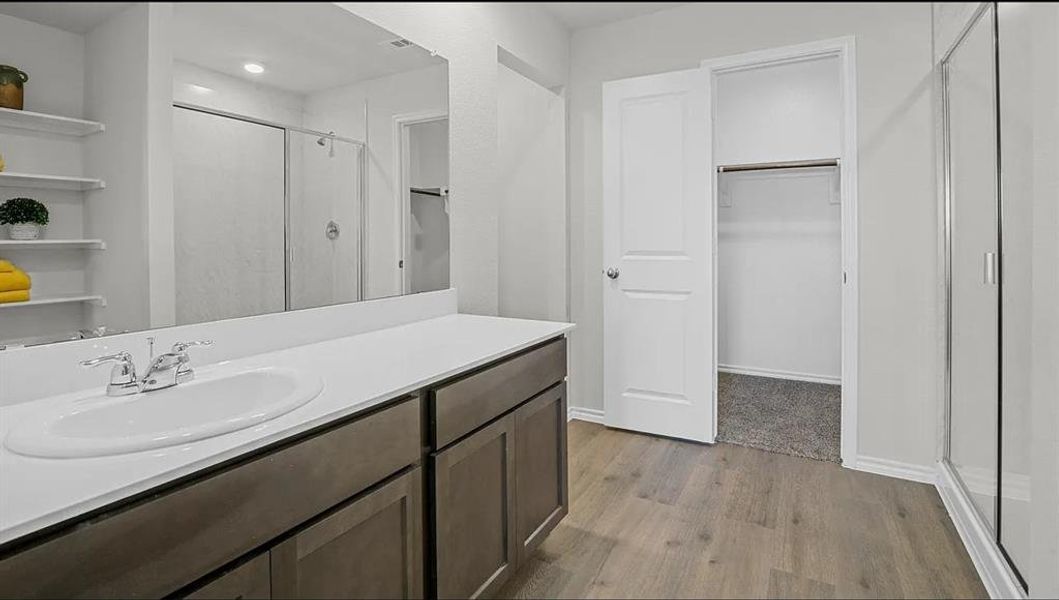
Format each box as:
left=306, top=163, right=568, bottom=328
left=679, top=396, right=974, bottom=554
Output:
left=496, top=421, right=987, bottom=599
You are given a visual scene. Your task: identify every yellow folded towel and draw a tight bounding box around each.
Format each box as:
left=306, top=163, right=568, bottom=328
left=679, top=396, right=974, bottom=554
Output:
left=0, top=268, right=30, bottom=293
left=0, top=260, right=13, bottom=273
left=0, top=289, right=29, bottom=303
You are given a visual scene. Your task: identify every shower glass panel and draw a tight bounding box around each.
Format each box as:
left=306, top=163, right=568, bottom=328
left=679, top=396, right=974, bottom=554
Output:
left=996, top=1, right=1054, bottom=581
left=944, top=5, right=999, bottom=531
left=288, top=131, right=364, bottom=310
left=173, top=108, right=286, bottom=325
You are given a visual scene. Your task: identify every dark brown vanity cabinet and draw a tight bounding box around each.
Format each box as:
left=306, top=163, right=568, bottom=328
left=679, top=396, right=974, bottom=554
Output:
left=0, top=335, right=569, bottom=600
left=184, top=553, right=271, bottom=600
left=0, top=397, right=422, bottom=600
left=513, top=383, right=568, bottom=564
left=429, top=339, right=568, bottom=599
left=270, top=468, right=424, bottom=600
left=433, top=415, right=518, bottom=599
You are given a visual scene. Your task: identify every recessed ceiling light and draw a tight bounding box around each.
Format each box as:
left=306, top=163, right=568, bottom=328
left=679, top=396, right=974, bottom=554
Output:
left=243, top=63, right=265, bottom=74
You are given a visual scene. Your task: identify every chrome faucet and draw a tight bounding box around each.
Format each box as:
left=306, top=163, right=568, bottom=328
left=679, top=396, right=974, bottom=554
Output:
left=141, top=340, right=213, bottom=392
left=80, top=340, right=214, bottom=396
left=79, top=352, right=140, bottom=397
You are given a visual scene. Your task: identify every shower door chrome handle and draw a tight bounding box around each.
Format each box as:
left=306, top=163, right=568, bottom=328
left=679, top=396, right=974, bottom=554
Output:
left=984, top=252, right=997, bottom=285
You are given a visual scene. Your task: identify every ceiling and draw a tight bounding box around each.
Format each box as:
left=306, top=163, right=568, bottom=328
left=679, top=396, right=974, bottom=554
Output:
left=535, top=2, right=686, bottom=30
left=0, top=2, right=132, bottom=33
left=173, top=3, right=444, bottom=94
left=0, top=2, right=444, bottom=94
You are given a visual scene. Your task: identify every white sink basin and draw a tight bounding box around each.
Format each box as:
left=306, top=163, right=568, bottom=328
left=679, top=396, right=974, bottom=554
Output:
left=5, top=367, right=324, bottom=459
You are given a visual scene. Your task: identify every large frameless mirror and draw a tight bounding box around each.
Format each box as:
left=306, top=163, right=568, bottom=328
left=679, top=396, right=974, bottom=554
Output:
left=0, top=2, right=449, bottom=346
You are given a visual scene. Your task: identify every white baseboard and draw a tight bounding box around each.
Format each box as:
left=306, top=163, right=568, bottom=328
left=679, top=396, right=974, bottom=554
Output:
left=852, top=455, right=936, bottom=484
left=567, top=406, right=605, bottom=424
left=718, top=364, right=840, bottom=385
left=936, top=461, right=1026, bottom=599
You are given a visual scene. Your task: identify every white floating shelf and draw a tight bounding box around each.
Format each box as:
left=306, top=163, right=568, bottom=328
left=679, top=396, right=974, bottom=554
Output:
left=0, top=172, right=105, bottom=191
left=0, top=294, right=105, bottom=309
left=0, top=107, right=104, bottom=136
left=0, top=239, right=106, bottom=250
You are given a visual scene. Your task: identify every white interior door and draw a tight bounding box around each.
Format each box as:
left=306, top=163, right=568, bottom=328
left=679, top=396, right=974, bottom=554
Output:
left=602, top=68, right=714, bottom=442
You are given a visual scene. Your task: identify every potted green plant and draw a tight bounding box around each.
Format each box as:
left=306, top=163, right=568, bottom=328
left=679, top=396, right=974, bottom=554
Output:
left=0, top=197, right=48, bottom=240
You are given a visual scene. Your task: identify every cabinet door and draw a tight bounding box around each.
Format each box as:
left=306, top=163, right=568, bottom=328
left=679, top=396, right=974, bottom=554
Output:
left=184, top=553, right=271, bottom=600
left=433, top=415, right=516, bottom=599
left=514, top=383, right=568, bottom=564
left=270, top=468, right=423, bottom=600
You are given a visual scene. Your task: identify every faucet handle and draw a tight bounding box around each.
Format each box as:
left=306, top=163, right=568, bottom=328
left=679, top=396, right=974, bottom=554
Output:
left=169, top=340, right=213, bottom=383
left=170, top=340, right=214, bottom=354
left=80, top=352, right=139, bottom=395
left=80, top=351, right=135, bottom=371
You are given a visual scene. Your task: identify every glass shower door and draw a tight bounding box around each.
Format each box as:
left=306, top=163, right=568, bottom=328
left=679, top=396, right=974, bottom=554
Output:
left=172, top=107, right=287, bottom=325
left=944, top=4, right=1000, bottom=531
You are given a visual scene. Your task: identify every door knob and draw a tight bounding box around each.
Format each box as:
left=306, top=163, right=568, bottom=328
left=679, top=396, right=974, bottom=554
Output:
left=605, top=267, right=620, bottom=280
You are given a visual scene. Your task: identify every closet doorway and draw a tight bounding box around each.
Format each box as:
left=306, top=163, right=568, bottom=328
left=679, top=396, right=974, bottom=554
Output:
left=706, top=39, right=858, bottom=464
left=601, top=38, right=857, bottom=461
left=716, top=162, right=842, bottom=461
left=395, top=112, right=450, bottom=295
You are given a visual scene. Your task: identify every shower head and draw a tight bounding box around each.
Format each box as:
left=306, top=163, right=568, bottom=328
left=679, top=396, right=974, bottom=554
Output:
left=316, top=131, right=337, bottom=157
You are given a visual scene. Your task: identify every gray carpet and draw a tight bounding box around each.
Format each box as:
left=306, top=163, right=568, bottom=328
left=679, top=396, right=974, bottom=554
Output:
left=717, top=372, right=841, bottom=463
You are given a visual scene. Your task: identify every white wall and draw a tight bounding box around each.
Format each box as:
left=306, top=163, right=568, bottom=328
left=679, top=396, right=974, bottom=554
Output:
left=497, top=63, right=567, bottom=322
left=146, top=3, right=175, bottom=329
left=568, top=3, right=938, bottom=468
left=718, top=169, right=841, bottom=382
left=336, top=2, right=570, bottom=314
left=409, top=118, right=449, bottom=189
left=84, top=2, right=157, bottom=335
left=715, top=56, right=842, bottom=165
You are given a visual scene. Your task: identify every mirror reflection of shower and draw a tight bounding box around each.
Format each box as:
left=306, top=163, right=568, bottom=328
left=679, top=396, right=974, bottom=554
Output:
left=161, top=2, right=448, bottom=331
left=172, top=102, right=366, bottom=324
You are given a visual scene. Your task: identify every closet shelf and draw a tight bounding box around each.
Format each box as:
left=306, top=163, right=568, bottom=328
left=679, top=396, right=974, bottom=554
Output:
left=0, top=107, right=104, bottom=137
left=0, top=239, right=106, bottom=250
left=0, top=294, right=105, bottom=309
left=0, top=172, right=105, bottom=191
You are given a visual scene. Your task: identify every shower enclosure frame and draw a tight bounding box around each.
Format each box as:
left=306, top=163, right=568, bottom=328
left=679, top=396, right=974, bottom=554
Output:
left=938, top=2, right=1026, bottom=594
left=173, top=101, right=368, bottom=309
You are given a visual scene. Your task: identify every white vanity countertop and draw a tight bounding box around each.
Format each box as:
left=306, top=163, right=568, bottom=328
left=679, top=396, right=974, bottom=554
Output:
left=0, top=314, right=573, bottom=546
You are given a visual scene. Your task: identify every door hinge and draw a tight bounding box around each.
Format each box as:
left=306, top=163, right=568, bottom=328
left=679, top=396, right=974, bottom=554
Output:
left=399, top=259, right=404, bottom=268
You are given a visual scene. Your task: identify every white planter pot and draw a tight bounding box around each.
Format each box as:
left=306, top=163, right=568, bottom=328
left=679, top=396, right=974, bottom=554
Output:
left=8, top=223, right=43, bottom=240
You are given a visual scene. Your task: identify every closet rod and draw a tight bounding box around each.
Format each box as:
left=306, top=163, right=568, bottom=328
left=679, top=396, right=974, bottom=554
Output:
left=411, top=187, right=445, bottom=197
left=716, top=158, right=839, bottom=173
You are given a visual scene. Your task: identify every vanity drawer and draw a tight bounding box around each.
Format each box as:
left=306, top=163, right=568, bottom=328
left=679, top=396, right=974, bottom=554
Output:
left=431, top=337, right=566, bottom=449
left=0, top=396, right=421, bottom=600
